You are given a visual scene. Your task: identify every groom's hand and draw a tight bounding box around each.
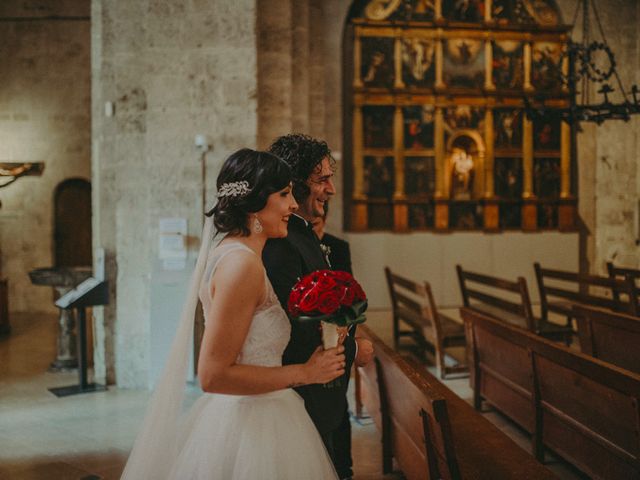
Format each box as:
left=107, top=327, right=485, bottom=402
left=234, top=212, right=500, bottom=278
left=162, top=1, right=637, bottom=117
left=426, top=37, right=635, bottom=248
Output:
left=354, top=338, right=373, bottom=367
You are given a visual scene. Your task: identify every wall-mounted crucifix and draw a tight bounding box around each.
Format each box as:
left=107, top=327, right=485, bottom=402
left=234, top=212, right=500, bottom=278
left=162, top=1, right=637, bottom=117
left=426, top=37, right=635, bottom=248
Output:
left=0, top=162, right=44, bottom=188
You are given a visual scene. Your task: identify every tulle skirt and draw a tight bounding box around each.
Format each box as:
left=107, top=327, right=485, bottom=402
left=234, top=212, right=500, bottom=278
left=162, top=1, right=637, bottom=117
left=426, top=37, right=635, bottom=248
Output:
left=168, top=388, right=338, bottom=480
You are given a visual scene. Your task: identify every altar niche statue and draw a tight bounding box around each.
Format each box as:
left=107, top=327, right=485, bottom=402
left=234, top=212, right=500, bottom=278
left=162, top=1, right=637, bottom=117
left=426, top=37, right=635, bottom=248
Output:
left=450, top=147, right=475, bottom=199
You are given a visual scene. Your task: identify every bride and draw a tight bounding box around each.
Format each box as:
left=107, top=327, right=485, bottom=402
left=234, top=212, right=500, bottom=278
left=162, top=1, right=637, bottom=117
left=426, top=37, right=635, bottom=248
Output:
left=121, top=148, right=344, bottom=479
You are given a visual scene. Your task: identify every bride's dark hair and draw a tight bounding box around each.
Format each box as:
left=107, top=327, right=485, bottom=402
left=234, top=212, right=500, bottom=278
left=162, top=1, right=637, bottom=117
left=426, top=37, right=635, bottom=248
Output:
left=207, top=148, right=292, bottom=236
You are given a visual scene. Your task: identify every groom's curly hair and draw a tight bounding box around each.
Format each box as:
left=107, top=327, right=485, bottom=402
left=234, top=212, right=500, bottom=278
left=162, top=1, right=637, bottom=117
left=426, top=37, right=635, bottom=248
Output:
left=268, top=134, right=336, bottom=203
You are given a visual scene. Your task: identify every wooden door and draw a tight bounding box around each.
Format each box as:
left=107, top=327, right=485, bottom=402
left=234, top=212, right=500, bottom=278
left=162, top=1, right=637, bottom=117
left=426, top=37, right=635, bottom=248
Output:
left=54, top=178, right=91, bottom=267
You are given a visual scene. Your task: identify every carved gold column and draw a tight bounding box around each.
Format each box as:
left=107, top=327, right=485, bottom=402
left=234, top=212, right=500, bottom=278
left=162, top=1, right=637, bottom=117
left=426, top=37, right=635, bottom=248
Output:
left=485, top=0, right=492, bottom=21
left=394, top=36, right=404, bottom=89
left=522, top=115, right=536, bottom=230
left=354, top=31, right=363, bottom=88
left=352, top=105, right=367, bottom=230
left=558, top=119, right=575, bottom=230
left=434, top=106, right=448, bottom=229
left=561, top=46, right=569, bottom=94
left=483, top=108, right=498, bottom=230
left=435, top=36, right=445, bottom=90
left=523, top=42, right=533, bottom=92
left=393, top=106, right=408, bottom=231
left=435, top=0, right=443, bottom=21
left=485, top=40, right=495, bottom=91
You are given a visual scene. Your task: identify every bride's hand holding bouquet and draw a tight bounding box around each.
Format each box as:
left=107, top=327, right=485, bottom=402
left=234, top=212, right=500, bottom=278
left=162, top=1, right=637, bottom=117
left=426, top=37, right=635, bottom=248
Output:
left=288, top=270, right=368, bottom=387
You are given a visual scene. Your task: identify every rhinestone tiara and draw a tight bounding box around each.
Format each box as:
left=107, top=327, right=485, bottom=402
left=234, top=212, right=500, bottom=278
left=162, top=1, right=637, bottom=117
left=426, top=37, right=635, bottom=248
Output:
left=217, top=180, right=250, bottom=198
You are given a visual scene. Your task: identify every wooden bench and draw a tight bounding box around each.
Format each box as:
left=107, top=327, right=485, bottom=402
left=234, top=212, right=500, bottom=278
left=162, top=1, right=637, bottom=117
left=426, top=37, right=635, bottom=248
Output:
left=534, top=262, right=638, bottom=329
left=0, top=279, right=9, bottom=335
left=356, top=325, right=461, bottom=479
left=462, top=307, right=640, bottom=480
left=573, top=304, right=640, bottom=375
left=456, top=265, right=572, bottom=344
left=606, top=262, right=640, bottom=312
left=356, top=325, right=558, bottom=479
left=385, top=267, right=467, bottom=379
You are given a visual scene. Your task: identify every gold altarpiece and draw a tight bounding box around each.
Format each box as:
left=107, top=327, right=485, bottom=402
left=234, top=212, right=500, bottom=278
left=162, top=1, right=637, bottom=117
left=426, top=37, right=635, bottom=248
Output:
left=344, top=0, right=577, bottom=232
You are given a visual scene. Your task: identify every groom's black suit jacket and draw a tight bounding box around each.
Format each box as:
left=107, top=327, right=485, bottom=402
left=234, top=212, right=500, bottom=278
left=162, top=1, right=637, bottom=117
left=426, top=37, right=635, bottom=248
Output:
left=263, top=214, right=356, bottom=435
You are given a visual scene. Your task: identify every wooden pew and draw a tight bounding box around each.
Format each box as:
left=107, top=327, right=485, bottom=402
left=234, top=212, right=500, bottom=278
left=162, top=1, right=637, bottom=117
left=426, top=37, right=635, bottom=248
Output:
left=356, top=325, right=558, bottom=479
left=357, top=325, right=461, bottom=479
left=534, top=263, right=638, bottom=329
left=573, top=304, right=640, bottom=375
left=606, top=262, right=640, bottom=310
left=463, top=308, right=640, bottom=480
left=456, top=265, right=572, bottom=344
left=385, top=267, right=467, bottom=379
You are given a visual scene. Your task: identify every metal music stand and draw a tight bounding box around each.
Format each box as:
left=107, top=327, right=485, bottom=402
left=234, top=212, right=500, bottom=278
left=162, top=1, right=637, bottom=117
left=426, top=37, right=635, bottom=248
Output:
left=50, top=278, right=109, bottom=397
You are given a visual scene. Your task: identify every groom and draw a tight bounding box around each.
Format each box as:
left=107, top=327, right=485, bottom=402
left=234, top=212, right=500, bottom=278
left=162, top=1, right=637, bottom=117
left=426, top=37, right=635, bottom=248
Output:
left=263, top=134, right=372, bottom=479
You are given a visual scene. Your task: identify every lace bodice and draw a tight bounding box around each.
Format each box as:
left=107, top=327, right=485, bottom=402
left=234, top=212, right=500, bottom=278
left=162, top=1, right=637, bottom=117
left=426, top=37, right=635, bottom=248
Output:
left=198, top=242, right=291, bottom=367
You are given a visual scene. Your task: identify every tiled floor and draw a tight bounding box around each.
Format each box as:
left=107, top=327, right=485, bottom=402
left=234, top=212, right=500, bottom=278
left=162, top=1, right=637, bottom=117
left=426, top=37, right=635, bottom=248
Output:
left=1, top=310, right=583, bottom=479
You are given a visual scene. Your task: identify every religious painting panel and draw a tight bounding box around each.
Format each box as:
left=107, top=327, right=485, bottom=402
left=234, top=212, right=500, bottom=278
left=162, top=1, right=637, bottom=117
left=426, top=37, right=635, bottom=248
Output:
left=534, top=157, right=560, bottom=198
left=361, top=37, right=395, bottom=88
left=403, top=105, right=435, bottom=149
left=368, top=203, right=394, bottom=229
left=402, top=38, right=436, bottom=87
left=442, top=0, right=484, bottom=22
left=537, top=200, right=558, bottom=229
left=444, top=105, right=485, bottom=138
left=531, top=42, right=564, bottom=91
left=364, top=155, right=395, bottom=199
left=387, top=0, right=436, bottom=21
left=404, top=156, right=435, bottom=196
left=534, top=112, right=561, bottom=150
left=491, top=0, right=513, bottom=25
left=499, top=200, right=522, bottom=229
left=492, top=41, right=524, bottom=90
left=443, top=38, right=484, bottom=89
left=408, top=202, right=435, bottom=229
left=450, top=201, right=482, bottom=229
left=494, top=108, right=522, bottom=149
left=494, top=157, right=522, bottom=198
left=363, top=106, right=394, bottom=148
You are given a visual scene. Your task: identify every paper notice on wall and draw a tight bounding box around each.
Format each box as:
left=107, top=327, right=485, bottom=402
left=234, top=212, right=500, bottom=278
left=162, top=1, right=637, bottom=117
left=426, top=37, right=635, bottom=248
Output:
left=159, top=218, right=187, bottom=260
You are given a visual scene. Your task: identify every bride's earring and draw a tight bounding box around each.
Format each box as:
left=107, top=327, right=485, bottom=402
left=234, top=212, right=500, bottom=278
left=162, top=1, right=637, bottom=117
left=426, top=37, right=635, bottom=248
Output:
left=252, top=214, right=263, bottom=234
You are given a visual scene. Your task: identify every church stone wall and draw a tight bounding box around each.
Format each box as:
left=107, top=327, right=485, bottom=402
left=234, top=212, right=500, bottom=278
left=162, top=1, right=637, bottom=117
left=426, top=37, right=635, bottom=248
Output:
left=0, top=2, right=91, bottom=314
left=92, top=0, right=258, bottom=387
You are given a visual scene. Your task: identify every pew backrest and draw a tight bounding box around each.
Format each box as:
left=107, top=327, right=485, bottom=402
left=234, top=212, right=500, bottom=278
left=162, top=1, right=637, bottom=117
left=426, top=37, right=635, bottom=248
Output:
left=606, top=262, right=640, bottom=309
left=456, top=265, right=534, bottom=330
left=358, top=325, right=461, bottom=480
left=573, top=304, right=640, bottom=375
left=534, top=262, right=638, bottom=318
left=463, top=307, right=640, bottom=480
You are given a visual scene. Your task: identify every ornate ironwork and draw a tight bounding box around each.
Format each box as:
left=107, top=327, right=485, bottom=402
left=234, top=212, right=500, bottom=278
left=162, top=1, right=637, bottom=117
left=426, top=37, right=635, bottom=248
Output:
left=524, top=0, right=640, bottom=125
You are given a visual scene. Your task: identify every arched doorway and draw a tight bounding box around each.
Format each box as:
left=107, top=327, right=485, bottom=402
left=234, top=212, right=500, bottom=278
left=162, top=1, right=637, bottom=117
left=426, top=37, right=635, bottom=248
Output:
left=54, top=178, right=92, bottom=268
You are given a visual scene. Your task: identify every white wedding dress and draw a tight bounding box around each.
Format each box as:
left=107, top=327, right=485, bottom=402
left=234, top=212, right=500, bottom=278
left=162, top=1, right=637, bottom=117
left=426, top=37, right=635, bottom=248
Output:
left=164, top=242, right=338, bottom=479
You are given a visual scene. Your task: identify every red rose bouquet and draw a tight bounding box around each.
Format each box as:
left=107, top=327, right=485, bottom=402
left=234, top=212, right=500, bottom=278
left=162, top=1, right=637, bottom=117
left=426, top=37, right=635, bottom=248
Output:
left=288, top=270, right=368, bottom=370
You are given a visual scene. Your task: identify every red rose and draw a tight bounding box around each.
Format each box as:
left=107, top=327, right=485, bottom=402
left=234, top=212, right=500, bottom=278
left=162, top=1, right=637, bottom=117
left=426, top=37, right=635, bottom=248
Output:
left=352, top=281, right=366, bottom=301
left=316, top=273, right=338, bottom=293
left=317, top=290, right=341, bottom=315
left=299, top=286, right=321, bottom=314
left=288, top=287, right=302, bottom=316
left=340, top=285, right=355, bottom=306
